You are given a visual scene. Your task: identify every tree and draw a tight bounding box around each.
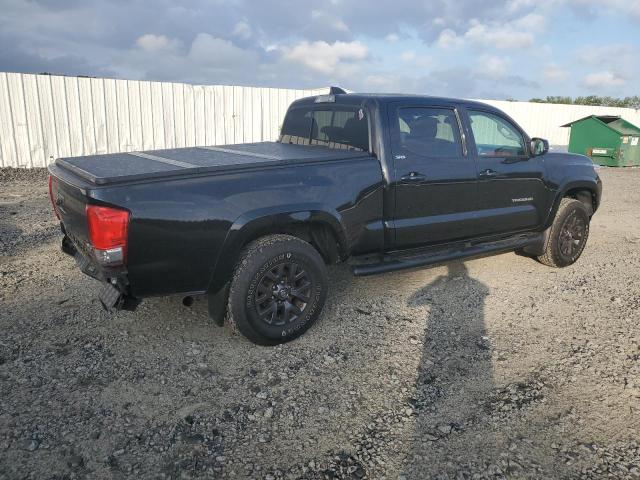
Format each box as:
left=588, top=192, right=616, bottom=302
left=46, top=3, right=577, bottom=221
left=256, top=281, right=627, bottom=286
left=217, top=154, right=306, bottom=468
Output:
left=528, top=96, right=640, bottom=108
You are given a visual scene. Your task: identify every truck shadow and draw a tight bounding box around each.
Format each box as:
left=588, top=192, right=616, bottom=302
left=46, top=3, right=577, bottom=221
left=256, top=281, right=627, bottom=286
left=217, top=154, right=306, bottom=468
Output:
left=183, top=261, right=500, bottom=477
left=133, top=262, right=501, bottom=477
left=3, top=229, right=526, bottom=480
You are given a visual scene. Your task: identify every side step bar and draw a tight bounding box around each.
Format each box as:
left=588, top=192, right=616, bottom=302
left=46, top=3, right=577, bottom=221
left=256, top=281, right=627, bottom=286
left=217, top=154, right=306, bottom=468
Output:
left=351, top=233, right=542, bottom=276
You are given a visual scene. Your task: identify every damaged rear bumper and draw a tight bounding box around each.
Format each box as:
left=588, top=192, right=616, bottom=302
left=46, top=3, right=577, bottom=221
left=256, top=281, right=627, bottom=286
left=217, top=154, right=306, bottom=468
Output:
left=61, top=230, right=140, bottom=312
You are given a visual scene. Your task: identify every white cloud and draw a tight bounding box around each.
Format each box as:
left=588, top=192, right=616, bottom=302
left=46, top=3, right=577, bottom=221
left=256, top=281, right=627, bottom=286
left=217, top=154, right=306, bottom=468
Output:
left=583, top=71, right=626, bottom=88
left=333, top=19, right=350, bottom=32
left=282, top=40, right=368, bottom=74
left=188, top=34, right=258, bottom=68
left=506, top=0, right=537, bottom=13
left=569, top=0, right=640, bottom=20
left=577, top=43, right=638, bottom=91
left=310, top=9, right=350, bottom=32
left=400, top=50, right=415, bottom=61
left=5, top=0, right=639, bottom=99
left=363, top=74, right=395, bottom=89
left=578, top=43, right=635, bottom=65
left=447, top=13, right=546, bottom=50
left=136, top=34, right=176, bottom=52
left=544, top=63, right=568, bottom=82
left=436, top=29, right=463, bottom=48
left=513, top=13, right=546, bottom=31
left=477, top=55, right=509, bottom=79
left=400, top=50, right=432, bottom=68
left=465, top=20, right=534, bottom=49
left=232, top=21, right=252, bottom=40
left=114, top=33, right=264, bottom=85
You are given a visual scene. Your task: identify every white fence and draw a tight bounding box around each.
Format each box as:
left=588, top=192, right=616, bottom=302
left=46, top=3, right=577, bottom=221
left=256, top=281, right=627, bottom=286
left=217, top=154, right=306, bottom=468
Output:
left=1, top=71, right=640, bottom=168
left=0, top=72, right=327, bottom=168
left=481, top=99, right=640, bottom=148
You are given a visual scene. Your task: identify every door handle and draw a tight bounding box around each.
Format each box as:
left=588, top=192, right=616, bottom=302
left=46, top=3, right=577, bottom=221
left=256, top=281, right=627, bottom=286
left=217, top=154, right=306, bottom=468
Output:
left=400, top=172, right=427, bottom=183
left=479, top=169, right=500, bottom=178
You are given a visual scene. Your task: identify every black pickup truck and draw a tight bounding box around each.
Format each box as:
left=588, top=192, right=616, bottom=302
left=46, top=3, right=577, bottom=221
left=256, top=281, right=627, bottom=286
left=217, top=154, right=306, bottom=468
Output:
left=48, top=88, right=602, bottom=345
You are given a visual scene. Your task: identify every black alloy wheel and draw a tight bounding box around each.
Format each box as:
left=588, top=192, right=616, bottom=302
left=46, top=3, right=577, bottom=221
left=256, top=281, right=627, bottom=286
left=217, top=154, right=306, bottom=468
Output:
left=537, top=197, right=590, bottom=267
left=558, top=210, right=587, bottom=258
left=254, top=261, right=312, bottom=326
left=226, top=234, right=328, bottom=345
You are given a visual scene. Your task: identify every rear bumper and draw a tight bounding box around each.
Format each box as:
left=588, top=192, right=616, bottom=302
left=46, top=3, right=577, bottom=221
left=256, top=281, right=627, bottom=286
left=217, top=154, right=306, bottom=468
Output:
left=60, top=225, right=139, bottom=311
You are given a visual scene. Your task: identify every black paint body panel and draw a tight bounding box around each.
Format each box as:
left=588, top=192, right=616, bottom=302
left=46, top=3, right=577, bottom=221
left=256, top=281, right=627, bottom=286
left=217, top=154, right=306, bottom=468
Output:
left=49, top=145, right=384, bottom=297
left=48, top=94, right=602, bottom=300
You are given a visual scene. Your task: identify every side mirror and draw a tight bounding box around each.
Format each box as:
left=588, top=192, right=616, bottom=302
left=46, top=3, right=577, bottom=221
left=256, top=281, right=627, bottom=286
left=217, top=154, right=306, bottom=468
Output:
left=530, top=137, right=549, bottom=156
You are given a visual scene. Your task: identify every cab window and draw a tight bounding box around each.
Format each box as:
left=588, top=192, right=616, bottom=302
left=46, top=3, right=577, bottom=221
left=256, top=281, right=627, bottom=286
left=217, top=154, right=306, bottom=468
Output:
left=280, top=107, right=369, bottom=151
left=468, top=110, right=526, bottom=157
left=396, top=107, right=462, bottom=157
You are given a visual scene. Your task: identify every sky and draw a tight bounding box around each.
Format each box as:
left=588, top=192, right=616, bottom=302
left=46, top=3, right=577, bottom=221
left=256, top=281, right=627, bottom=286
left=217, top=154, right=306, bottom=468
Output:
left=0, top=0, right=638, bottom=100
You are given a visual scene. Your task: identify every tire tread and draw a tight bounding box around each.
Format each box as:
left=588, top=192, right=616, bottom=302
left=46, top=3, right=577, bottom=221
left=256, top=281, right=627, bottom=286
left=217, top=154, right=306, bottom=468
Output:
left=226, top=234, right=326, bottom=345
left=537, top=198, right=589, bottom=267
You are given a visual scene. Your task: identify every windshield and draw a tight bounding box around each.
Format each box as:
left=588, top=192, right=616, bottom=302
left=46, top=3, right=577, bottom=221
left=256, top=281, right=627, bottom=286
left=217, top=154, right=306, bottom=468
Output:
left=279, top=106, right=369, bottom=152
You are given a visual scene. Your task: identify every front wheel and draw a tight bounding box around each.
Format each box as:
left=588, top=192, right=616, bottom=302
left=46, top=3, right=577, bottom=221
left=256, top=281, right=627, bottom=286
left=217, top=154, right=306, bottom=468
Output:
left=537, top=198, right=590, bottom=267
left=227, top=234, right=328, bottom=345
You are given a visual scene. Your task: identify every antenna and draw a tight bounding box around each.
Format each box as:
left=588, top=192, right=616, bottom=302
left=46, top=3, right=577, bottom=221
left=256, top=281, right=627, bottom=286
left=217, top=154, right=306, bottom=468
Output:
left=329, top=86, right=347, bottom=95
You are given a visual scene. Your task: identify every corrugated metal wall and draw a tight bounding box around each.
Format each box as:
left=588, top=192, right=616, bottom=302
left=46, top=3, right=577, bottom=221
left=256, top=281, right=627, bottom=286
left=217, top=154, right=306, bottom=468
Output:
left=0, top=72, right=327, bottom=168
left=480, top=99, right=640, bottom=148
left=2, top=71, right=640, bottom=168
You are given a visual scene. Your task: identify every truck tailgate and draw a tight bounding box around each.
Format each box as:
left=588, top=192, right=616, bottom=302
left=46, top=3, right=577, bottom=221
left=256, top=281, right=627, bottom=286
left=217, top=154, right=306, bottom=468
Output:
left=49, top=174, right=91, bottom=251
left=54, top=142, right=370, bottom=185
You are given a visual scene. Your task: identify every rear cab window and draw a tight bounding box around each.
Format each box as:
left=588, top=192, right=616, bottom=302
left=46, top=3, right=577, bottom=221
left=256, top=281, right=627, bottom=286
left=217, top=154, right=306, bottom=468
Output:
left=280, top=105, right=370, bottom=152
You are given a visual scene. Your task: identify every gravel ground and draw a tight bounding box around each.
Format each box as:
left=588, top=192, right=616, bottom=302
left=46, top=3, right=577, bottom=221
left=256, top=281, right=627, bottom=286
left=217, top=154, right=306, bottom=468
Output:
left=1, top=166, right=639, bottom=480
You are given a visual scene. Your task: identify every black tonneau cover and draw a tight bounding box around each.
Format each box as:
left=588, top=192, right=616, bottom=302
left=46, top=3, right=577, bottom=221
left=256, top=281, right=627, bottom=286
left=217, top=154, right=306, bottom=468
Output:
left=55, top=142, right=370, bottom=185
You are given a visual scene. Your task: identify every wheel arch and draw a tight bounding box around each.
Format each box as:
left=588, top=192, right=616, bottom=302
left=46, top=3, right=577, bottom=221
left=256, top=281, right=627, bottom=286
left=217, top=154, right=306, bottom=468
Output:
left=564, top=186, right=597, bottom=216
left=544, top=179, right=600, bottom=228
left=527, top=186, right=595, bottom=258
left=207, top=204, right=348, bottom=294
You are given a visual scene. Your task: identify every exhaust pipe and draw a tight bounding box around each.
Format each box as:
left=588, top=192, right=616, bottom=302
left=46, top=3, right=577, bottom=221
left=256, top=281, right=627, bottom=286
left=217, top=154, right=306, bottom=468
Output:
left=182, top=296, right=194, bottom=307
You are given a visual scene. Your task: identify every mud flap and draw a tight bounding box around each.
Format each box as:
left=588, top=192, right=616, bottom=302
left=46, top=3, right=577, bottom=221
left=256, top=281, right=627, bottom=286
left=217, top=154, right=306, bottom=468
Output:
left=99, top=283, right=124, bottom=312
left=61, top=235, right=76, bottom=256
left=522, top=227, right=551, bottom=257
left=207, top=283, right=230, bottom=327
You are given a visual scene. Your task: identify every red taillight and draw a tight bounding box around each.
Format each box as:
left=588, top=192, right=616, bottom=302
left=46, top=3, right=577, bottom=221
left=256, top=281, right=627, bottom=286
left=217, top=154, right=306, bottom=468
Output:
left=48, top=175, right=60, bottom=219
left=86, top=205, right=130, bottom=265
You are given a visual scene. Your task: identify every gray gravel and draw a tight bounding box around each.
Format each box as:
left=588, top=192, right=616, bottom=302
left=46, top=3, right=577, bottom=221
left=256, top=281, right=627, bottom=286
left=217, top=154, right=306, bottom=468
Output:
left=1, top=166, right=639, bottom=480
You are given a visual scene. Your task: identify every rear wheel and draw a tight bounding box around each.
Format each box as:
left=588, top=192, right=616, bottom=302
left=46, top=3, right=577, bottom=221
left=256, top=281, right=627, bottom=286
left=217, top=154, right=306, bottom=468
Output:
left=537, top=198, right=590, bottom=267
left=227, top=234, right=328, bottom=345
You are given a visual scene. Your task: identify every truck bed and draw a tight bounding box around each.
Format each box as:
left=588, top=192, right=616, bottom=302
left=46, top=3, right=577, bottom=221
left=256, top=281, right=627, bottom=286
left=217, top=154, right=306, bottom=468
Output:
left=54, top=142, right=370, bottom=185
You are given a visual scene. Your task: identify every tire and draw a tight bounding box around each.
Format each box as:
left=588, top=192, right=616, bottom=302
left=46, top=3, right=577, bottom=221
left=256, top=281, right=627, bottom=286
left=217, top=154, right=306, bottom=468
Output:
left=226, top=234, right=328, bottom=345
left=537, top=198, right=590, bottom=267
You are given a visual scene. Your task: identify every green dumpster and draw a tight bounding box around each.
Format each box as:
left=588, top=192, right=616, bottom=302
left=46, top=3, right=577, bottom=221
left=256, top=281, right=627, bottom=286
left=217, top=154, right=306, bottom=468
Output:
left=561, top=115, right=640, bottom=167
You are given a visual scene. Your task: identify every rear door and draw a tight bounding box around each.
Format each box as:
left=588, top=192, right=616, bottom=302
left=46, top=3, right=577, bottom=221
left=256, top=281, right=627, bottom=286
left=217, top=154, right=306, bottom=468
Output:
left=463, top=108, right=548, bottom=234
left=388, top=103, right=480, bottom=249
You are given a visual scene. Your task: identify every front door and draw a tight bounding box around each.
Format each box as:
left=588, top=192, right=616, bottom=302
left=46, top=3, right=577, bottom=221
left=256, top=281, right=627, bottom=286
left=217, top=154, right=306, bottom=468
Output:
left=389, top=104, right=480, bottom=249
left=464, top=108, right=548, bottom=234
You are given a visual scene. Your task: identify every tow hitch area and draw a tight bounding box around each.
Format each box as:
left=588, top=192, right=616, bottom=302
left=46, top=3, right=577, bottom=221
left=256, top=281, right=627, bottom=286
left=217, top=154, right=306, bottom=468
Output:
left=98, top=283, right=141, bottom=312
left=61, top=235, right=76, bottom=256
left=99, top=283, right=124, bottom=311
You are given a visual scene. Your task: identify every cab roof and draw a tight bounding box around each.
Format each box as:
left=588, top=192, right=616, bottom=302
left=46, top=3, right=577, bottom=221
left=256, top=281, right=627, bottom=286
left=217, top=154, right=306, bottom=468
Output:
left=289, top=91, right=499, bottom=112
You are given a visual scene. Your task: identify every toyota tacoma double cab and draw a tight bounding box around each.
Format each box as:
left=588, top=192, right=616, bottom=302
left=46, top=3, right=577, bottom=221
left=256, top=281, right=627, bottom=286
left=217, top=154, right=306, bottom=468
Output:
left=48, top=87, right=602, bottom=345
